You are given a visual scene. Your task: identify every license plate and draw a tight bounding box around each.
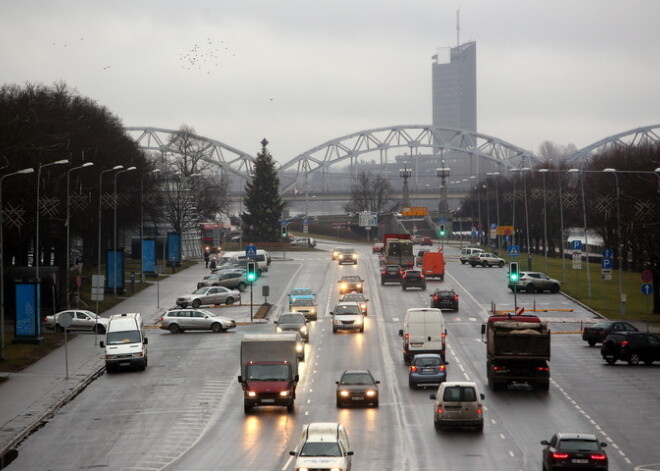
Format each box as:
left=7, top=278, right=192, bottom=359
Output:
left=261, top=399, right=275, bottom=403
left=410, top=343, right=423, bottom=347
left=572, top=459, right=588, bottom=464
left=351, top=397, right=364, bottom=401
left=422, top=368, right=434, bottom=372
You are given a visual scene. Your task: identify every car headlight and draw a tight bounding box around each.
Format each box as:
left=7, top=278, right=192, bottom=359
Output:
left=339, top=390, right=350, bottom=397
left=366, top=390, right=377, bottom=397
left=247, top=391, right=257, bottom=397
left=360, top=303, right=367, bottom=309
left=340, top=283, right=348, bottom=290
left=300, top=326, right=308, bottom=333
left=279, top=390, right=290, bottom=397
left=356, top=283, right=362, bottom=289
left=354, top=317, right=363, bottom=325
left=276, top=326, right=283, bottom=332
left=352, top=254, right=357, bottom=259
left=296, top=344, right=304, bottom=352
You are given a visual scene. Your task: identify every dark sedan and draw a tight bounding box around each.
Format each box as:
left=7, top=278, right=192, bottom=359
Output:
left=381, top=264, right=403, bottom=285
left=601, top=331, right=660, bottom=365
left=430, top=289, right=459, bottom=311
left=335, top=370, right=379, bottom=408
left=408, top=353, right=447, bottom=389
left=275, top=312, right=309, bottom=341
left=541, top=432, right=608, bottom=471
left=582, top=320, right=638, bottom=346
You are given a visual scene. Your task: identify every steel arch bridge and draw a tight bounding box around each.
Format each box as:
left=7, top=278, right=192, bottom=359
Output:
left=566, top=124, right=660, bottom=164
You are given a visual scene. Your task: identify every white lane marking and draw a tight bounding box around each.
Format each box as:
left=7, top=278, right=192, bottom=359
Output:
left=281, top=455, right=294, bottom=470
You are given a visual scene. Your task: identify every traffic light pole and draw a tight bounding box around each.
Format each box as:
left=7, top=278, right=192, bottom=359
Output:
left=250, top=282, right=253, bottom=322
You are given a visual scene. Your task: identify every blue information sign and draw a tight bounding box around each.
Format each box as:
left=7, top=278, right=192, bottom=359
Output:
left=507, top=245, right=521, bottom=257
left=602, top=248, right=614, bottom=259
left=641, top=283, right=654, bottom=296
left=245, top=245, right=257, bottom=258
left=601, top=258, right=613, bottom=269
left=571, top=240, right=582, bottom=251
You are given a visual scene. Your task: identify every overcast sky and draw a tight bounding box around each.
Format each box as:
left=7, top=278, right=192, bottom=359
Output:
left=3, top=1, right=659, bottom=164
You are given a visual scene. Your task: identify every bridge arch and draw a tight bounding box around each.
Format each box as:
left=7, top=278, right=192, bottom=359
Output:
left=567, top=124, right=660, bottom=164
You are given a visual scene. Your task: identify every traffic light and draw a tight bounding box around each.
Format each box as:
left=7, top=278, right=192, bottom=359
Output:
left=246, top=261, right=257, bottom=283
left=509, top=261, right=519, bottom=282
left=439, top=224, right=446, bottom=237
left=281, top=224, right=288, bottom=239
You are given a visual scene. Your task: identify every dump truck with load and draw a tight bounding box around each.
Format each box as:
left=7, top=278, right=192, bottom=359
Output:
left=238, top=333, right=299, bottom=414
left=481, top=314, right=551, bottom=391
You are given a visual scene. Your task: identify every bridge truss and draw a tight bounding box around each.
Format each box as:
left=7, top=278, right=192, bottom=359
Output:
left=567, top=124, right=660, bottom=164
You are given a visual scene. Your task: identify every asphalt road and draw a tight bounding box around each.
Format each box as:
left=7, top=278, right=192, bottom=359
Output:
left=7, top=242, right=660, bottom=471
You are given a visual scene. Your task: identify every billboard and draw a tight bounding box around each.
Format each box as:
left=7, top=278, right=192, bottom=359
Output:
left=167, top=232, right=182, bottom=265
left=15, top=282, right=40, bottom=337
left=106, top=249, right=125, bottom=292
left=142, top=239, right=156, bottom=273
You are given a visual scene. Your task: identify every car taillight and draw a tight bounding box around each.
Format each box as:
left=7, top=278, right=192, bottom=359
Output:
left=433, top=296, right=439, bottom=301
left=454, top=294, right=459, bottom=301
left=439, top=365, right=445, bottom=371
left=621, top=340, right=629, bottom=348
left=159, top=317, right=164, bottom=321
left=552, top=453, right=569, bottom=459
left=410, top=366, right=418, bottom=372
left=404, top=334, right=409, bottom=341
left=436, top=407, right=443, bottom=414
left=420, top=274, right=425, bottom=279
left=590, top=453, right=607, bottom=461
left=399, top=271, right=404, bottom=275
left=537, top=366, right=549, bottom=372
left=381, top=271, right=386, bottom=274
left=441, top=332, right=446, bottom=339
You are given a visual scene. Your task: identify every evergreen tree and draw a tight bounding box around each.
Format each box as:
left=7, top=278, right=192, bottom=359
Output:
left=241, top=139, right=285, bottom=242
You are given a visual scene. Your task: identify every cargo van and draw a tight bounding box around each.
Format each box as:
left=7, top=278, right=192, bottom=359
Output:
left=223, top=250, right=269, bottom=273
left=422, top=251, right=445, bottom=280
left=429, top=381, right=485, bottom=432
left=399, top=308, right=447, bottom=364
left=100, top=313, right=148, bottom=372
left=290, top=423, right=353, bottom=471
left=459, top=247, right=484, bottom=264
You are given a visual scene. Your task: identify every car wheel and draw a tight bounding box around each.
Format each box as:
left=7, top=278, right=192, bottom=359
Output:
left=332, top=327, right=338, bottom=333
left=192, top=299, right=201, bottom=308
left=287, top=403, right=294, bottom=413
left=525, top=283, right=535, bottom=293
left=470, top=263, right=476, bottom=267
left=440, top=274, right=444, bottom=281
left=55, top=324, right=64, bottom=333
left=178, top=303, right=188, bottom=308
left=372, top=399, right=379, bottom=408
left=169, top=324, right=181, bottom=334
left=238, top=282, right=246, bottom=292
left=403, top=354, right=411, bottom=365
left=402, top=286, right=407, bottom=291
left=381, top=280, right=385, bottom=285
left=454, top=304, right=459, bottom=312
left=628, top=353, right=641, bottom=365
left=483, top=261, right=489, bottom=267
left=225, top=297, right=234, bottom=305
left=409, top=380, right=416, bottom=389
left=498, top=261, right=504, bottom=267
left=95, top=324, right=106, bottom=334
left=460, top=260, right=466, bottom=265
left=105, top=364, right=115, bottom=374
left=604, top=356, right=617, bottom=365
left=434, top=420, right=443, bottom=431
left=243, top=402, right=253, bottom=414
left=587, top=340, right=597, bottom=347
left=359, top=326, right=365, bottom=333
left=211, top=323, right=223, bottom=333
left=550, top=284, right=560, bottom=293
left=336, top=398, right=342, bottom=408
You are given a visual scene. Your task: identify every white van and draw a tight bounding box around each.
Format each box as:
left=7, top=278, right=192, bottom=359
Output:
left=100, top=313, right=148, bottom=372
left=290, top=422, right=353, bottom=471
left=223, top=250, right=270, bottom=273
left=398, top=308, right=447, bottom=364
left=459, top=247, right=484, bottom=264
left=429, top=381, right=485, bottom=432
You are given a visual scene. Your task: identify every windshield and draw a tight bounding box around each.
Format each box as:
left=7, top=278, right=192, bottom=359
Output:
left=279, top=314, right=304, bottom=324
left=292, top=299, right=315, bottom=306
left=106, top=330, right=142, bottom=345
left=340, top=373, right=373, bottom=384
left=342, top=295, right=364, bottom=302
left=193, top=288, right=209, bottom=294
left=443, top=386, right=477, bottom=402
left=559, top=439, right=600, bottom=452
left=291, top=289, right=312, bottom=296
left=299, top=442, right=342, bottom=457
left=334, top=305, right=360, bottom=315
left=342, top=276, right=361, bottom=282
left=246, top=364, right=290, bottom=381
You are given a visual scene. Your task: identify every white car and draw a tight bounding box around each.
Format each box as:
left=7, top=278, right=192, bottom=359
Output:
left=331, top=302, right=365, bottom=333
left=43, top=310, right=108, bottom=334
left=176, top=286, right=241, bottom=308
left=290, top=423, right=353, bottom=471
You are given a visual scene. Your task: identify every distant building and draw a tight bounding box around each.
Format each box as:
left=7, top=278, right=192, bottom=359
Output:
left=432, top=41, right=477, bottom=133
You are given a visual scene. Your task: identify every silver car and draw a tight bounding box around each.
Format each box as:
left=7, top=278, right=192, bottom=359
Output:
left=331, top=301, right=365, bottom=333
left=197, top=271, right=248, bottom=291
left=176, top=286, right=241, bottom=308
left=468, top=252, right=505, bottom=268
left=508, top=271, right=561, bottom=293
left=43, top=310, right=108, bottom=334
left=159, top=309, right=237, bottom=334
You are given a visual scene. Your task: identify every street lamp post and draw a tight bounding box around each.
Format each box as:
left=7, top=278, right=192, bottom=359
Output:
left=1, top=167, right=35, bottom=360
left=97, top=166, right=123, bottom=315
left=487, top=172, right=501, bottom=254
left=538, top=169, right=549, bottom=273
left=521, top=167, right=532, bottom=271
left=113, top=167, right=136, bottom=295
left=603, top=168, right=625, bottom=316
left=140, top=169, right=160, bottom=284
left=66, top=162, right=94, bottom=308
left=436, top=161, right=450, bottom=248
left=35, top=159, right=69, bottom=286
left=399, top=164, right=412, bottom=208
left=568, top=168, right=592, bottom=298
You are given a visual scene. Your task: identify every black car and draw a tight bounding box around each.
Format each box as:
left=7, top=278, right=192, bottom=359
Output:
left=582, top=320, right=638, bottom=346
left=380, top=264, right=403, bottom=285
left=338, top=275, right=364, bottom=294
left=335, top=369, right=379, bottom=408
left=601, top=331, right=660, bottom=365
left=336, top=248, right=358, bottom=265
left=430, top=289, right=459, bottom=311
left=275, top=312, right=310, bottom=341
left=541, top=432, right=608, bottom=471
left=401, top=269, right=426, bottom=291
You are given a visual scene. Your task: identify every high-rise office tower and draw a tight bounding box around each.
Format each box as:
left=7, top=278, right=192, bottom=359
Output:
left=432, top=41, right=477, bottom=132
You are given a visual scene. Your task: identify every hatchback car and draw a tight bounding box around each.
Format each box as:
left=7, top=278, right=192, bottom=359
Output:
left=337, top=248, right=358, bottom=265
left=289, top=297, right=318, bottom=321
left=339, top=293, right=369, bottom=315
left=175, top=286, right=240, bottom=308
left=582, top=320, right=638, bottom=346
left=275, top=312, right=309, bottom=341
left=336, top=369, right=380, bottom=407
left=159, top=309, right=236, bottom=334
left=600, top=331, right=660, bottom=365
left=541, top=432, right=608, bottom=471
left=401, top=269, right=426, bottom=291
left=429, top=381, right=484, bottom=432
left=421, top=236, right=433, bottom=246
left=43, top=310, right=108, bottom=334
left=469, top=252, right=505, bottom=267
left=409, top=354, right=447, bottom=389
left=381, top=264, right=403, bottom=285
left=331, top=302, right=365, bottom=333
left=288, top=287, right=317, bottom=303
left=508, top=271, right=561, bottom=293
left=430, top=289, right=459, bottom=311
left=338, top=275, right=364, bottom=294
left=372, top=242, right=384, bottom=254
left=197, top=271, right=248, bottom=291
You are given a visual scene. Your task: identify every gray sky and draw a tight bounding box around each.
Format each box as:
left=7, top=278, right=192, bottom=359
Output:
left=3, top=1, right=659, bottom=163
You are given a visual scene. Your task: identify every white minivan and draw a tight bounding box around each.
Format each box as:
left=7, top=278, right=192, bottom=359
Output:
left=459, top=247, right=484, bottom=264
left=399, top=308, right=447, bottom=364
left=100, top=313, right=148, bottom=372
left=429, top=381, right=485, bottom=432
left=290, top=422, right=353, bottom=471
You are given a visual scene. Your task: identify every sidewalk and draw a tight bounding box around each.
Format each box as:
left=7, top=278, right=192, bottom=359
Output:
left=0, top=262, right=269, bottom=464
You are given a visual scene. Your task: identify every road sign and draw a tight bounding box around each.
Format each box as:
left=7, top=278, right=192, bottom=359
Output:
left=280, top=219, right=288, bottom=226
left=571, top=240, right=582, bottom=251
left=602, top=248, right=614, bottom=259
left=641, top=283, right=654, bottom=295
left=245, top=245, right=257, bottom=257
left=303, top=224, right=309, bottom=234
left=496, top=226, right=514, bottom=236
left=601, top=258, right=613, bottom=269
left=507, top=245, right=520, bottom=257
left=59, top=311, right=74, bottom=328
left=303, top=218, right=309, bottom=225
left=572, top=252, right=582, bottom=270
left=641, top=270, right=654, bottom=283
left=601, top=268, right=612, bottom=280
left=401, top=207, right=428, bottom=216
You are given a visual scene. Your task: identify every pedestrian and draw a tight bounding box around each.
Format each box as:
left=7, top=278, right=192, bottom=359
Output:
left=204, top=250, right=210, bottom=268
left=209, top=257, right=217, bottom=270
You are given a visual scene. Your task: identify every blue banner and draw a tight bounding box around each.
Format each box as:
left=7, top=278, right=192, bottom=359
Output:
left=143, top=239, right=156, bottom=273
left=106, top=250, right=125, bottom=291
left=15, top=283, right=40, bottom=337
left=167, top=232, right=182, bottom=264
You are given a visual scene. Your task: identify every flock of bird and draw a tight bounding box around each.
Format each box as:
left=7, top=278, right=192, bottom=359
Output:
left=179, top=38, right=235, bottom=74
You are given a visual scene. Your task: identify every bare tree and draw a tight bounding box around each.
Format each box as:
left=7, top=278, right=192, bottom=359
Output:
left=344, top=171, right=394, bottom=215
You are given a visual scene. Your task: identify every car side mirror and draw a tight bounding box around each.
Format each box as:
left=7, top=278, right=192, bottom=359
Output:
left=294, top=374, right=300, bottom=382
left=330, top=312, right=334, bottom=316
left=289, top=451, right=296, bottom=456
left=600, top=442, right=607, bottom=447
left=99, top=341, right=105, bottom=348
left=346, top=451, right=354, bottom=456
left=480, top=393, right=485, bottom=400
left=481, top=324, right=486, bottom=335
left=335, top=381, right=340, bottom=384
left=375, top=380, right=380, bottom=384
left=143, top=338, right=148, bottom=345
left=540, top=440, right=550, bottom=446
left=429, top=394, right=436, bottom=400
left=398, top=329, right=403, bottom=336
